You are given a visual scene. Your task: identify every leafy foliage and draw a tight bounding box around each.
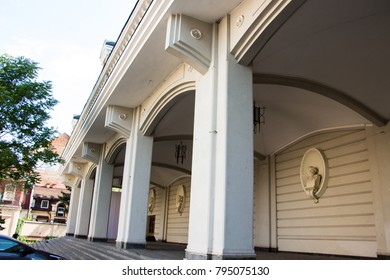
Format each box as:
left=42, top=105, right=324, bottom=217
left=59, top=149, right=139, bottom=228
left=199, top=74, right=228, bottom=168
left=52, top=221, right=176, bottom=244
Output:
left=58, top=185, right=72, bottom=211
left=15, top=218, right=25, bottom=235
left=0, top=54, right=63, bottom=188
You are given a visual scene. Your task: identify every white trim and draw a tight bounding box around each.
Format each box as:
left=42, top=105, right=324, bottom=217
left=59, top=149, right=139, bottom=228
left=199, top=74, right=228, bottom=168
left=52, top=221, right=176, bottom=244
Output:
left=272, top=124, right=370, bottom=155
left=40, top=200, right=49, bottom=209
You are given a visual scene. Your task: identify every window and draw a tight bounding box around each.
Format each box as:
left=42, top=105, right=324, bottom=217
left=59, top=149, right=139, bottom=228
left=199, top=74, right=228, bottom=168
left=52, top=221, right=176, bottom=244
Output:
left=40, top=200, right=49, bottom=209
left=56, top=206, right=65, bottom=217
left=2, top=184, right=16, bottom=202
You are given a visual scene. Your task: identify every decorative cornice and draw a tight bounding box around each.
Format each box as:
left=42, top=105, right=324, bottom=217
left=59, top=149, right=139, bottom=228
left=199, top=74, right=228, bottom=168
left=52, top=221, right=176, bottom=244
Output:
left=60, top=0, right=155, bottom=171
left=80, top=0, right=153, bottom=127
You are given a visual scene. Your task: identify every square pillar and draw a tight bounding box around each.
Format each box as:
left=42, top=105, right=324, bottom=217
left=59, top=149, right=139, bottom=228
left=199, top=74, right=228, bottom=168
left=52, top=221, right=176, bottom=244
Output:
left=116, top=108, right=154, bottom=249
left=65, top=176, right=80, bottom=236
left=366, top=124, right=390, bottom=258
left=74, top=177, right=94, bottom=238
left=186, top=16, right=255, bottom=260
left=88, top=146, right=114, bottom=242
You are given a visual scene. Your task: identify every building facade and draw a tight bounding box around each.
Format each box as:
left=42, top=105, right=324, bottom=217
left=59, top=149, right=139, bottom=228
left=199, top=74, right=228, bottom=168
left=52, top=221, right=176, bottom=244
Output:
left=1, top=133, right=70, bottom=237
left=61, top=0, right=390, bottom=259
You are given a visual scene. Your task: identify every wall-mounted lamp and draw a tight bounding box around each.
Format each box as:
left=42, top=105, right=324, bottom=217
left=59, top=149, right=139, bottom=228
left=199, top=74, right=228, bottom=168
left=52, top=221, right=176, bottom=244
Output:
left=175, top=141, right=187, bottom=165
left=253, top=104, right=266, bottom=133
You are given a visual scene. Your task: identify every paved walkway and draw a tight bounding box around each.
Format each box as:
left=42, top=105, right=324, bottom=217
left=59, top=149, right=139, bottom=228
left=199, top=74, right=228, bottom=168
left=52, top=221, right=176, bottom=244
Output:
left=32, top=236, right=358, bottom=260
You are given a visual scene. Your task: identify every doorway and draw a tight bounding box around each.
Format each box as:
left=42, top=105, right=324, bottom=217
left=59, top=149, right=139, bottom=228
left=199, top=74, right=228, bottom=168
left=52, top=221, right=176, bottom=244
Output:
left=146, top=215, right=156, bottom=241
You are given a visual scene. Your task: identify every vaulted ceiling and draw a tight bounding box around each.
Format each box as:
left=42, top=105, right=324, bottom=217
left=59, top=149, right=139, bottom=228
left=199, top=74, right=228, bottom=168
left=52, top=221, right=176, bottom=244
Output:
left=252, top=0, right=390, bottom=155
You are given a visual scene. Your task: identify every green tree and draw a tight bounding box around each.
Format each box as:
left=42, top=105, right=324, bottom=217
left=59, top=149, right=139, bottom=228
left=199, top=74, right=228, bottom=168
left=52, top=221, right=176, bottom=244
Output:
left=58, top=185, right=72, bottom=212
left=0, top=54, right=63, bottom=188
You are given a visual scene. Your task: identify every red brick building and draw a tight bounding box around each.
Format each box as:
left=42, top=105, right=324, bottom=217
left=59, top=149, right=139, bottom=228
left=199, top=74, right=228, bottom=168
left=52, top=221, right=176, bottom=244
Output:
left=0, top=133, right=70, bottom=236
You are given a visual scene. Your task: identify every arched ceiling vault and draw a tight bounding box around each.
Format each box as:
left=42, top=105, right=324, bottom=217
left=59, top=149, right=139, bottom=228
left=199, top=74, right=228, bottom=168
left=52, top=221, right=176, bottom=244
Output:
left=251, top=0, right=390, bottom=155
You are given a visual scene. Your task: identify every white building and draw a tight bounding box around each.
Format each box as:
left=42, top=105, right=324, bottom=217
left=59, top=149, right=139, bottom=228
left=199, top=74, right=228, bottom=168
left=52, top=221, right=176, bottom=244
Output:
left=61, top=0, right=390, bottom=259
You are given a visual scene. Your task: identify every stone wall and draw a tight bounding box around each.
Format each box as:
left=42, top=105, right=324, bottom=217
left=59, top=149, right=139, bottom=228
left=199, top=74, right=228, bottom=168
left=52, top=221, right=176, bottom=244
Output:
left=20, top=220, right=67, bottom=240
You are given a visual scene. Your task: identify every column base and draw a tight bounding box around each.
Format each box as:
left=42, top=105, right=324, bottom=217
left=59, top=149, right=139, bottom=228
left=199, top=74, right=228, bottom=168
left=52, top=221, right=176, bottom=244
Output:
left=377, top=253, right=390, bottom=260
left=88, top=237, right=108, bottom=242
left=255, top=246, right=278, bottom=253
left=116, top=241, right=147, bottom=250
left=186, top=251, right=256, bottom=260
left=66, top=233, right=74, bottom=237
left=74, top=234, right=88, bottom=239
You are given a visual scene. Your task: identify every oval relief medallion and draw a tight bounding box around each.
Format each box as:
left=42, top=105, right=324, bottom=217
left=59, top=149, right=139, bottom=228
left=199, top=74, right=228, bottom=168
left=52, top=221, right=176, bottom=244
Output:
left=148, top=189, right=155, bottom=213
left=300, top=148, right=328, bottom=203
left=176, top=185, right=185, bottom=215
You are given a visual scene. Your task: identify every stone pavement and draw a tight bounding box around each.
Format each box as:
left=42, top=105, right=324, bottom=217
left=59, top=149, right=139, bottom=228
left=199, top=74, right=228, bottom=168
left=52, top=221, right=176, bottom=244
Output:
left=32, top=236, right=358, bottom=260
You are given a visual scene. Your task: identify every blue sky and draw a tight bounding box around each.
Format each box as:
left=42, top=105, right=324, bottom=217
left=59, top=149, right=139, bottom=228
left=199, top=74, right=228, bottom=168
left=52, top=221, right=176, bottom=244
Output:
left=0, top=0, right=137, bottom=135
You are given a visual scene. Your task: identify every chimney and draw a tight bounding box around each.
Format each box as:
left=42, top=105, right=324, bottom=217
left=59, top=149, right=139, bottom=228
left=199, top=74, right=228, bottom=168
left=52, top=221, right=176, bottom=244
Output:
left=99, top=40, right=115, bottom=66
left=72, top=114, right=80, bottom=129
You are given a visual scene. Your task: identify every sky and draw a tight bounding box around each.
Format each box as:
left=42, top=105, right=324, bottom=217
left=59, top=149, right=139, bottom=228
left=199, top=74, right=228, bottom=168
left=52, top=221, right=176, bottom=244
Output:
left=0, top=0, right=138, bottom=135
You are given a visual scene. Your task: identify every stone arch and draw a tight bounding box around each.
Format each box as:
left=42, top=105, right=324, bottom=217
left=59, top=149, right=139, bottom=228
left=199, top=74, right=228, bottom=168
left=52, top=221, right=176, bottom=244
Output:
left=140, top=65, right=197, bottom=136
left=141, top=86, right=196, bottom=136
left=105, top=137, right=127, bottom=165
left=253, top=73, right=387, bottom=127
left=86, top=164, right=97, bottom=180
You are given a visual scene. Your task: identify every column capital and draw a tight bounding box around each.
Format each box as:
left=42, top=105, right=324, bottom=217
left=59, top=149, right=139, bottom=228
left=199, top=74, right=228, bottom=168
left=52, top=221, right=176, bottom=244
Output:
left=82, top=142, right=102, bottom=164
left=166, top=14, right=212, bottom=74
left=61, top=174, right=80, bottom=188
left=105, top=105, right=133, bottom=137
left=68, top=162, right=87, bottom=178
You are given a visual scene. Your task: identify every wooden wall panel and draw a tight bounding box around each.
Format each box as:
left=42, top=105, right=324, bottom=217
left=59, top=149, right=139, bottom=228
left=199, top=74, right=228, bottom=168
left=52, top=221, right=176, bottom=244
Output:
left=152, top=187, right=165, bottom=240
left=275, top=129, right=376, bottom=257
left=166, top=184, right=191, bottom=244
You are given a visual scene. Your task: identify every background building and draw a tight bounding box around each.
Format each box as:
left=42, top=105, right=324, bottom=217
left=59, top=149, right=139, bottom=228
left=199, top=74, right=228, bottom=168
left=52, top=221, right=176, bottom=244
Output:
left=0, top=133, right=70, bottom=238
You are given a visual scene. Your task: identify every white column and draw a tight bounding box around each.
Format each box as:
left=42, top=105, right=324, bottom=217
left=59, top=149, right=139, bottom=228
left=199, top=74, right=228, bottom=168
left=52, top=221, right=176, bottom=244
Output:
left=116, top=108, right=154, bottom=249
left=366, top=124, right=390, bottom=258
left=270, top=155, right=278, bottom=250
left=186, top=47, right=218, bottom=258
left=66, top=182, right=81, bottom=236
left=186, top=16, right=255, bottom=260
left=88, top=147, right=114, bottom=242
left=74, top=177, right=94, bottom=238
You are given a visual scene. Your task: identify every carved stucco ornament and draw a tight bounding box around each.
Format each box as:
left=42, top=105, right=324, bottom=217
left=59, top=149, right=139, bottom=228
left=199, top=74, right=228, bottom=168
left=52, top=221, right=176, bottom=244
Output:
left=148, top=189, right=155, bottom=213
left=176, top=185, right=185, bottom=215
left=300, top=148, right=328, bottom=203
